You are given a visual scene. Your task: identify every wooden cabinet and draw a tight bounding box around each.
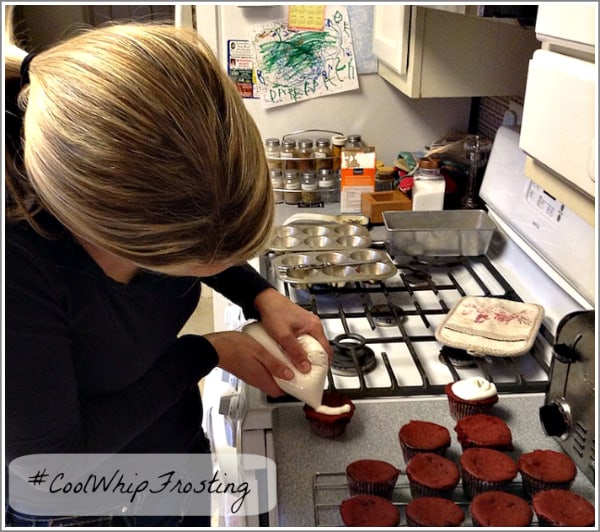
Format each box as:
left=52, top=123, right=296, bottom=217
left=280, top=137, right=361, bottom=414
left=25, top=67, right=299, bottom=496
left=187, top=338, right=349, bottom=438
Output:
left=372, top=6, right=540, bottom=98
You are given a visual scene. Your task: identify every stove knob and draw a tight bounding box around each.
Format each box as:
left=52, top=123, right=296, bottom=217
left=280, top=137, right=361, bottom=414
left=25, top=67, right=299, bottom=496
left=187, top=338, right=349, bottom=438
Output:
left=539, top=398, right=572, bottom=440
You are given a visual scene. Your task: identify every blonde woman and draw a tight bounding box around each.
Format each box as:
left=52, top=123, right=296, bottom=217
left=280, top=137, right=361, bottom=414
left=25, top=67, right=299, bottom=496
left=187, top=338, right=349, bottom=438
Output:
left=5, top=10, right=332, bottom=527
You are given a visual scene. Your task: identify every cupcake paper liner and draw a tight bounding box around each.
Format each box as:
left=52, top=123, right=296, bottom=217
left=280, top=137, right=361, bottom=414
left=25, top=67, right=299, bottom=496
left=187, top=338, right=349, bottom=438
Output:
left=347, top=479, right=397, bottom=500
left=308, top=418, right=350, bottom=438
left=447, top=397, right=495, bottom=421
left=408, top=480, right=456, bottom=500
left=461, top=469, right=513, bottom=500
left=400, top=443, right=448, bottom=464
left=520, top=471, right=574, bottom=500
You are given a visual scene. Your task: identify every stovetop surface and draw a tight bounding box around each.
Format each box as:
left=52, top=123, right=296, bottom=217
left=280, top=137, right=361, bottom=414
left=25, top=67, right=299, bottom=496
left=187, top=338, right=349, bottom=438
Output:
left=262, top=251, right=553, bottom=402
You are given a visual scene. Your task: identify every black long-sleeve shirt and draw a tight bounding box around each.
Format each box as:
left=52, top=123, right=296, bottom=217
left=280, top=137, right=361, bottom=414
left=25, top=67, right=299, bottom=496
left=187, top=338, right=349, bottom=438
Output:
left=5, top=215, right=272, bottom=463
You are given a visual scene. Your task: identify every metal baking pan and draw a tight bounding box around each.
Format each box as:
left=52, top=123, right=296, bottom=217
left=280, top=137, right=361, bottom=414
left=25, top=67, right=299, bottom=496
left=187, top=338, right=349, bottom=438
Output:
left=383, top=210, right=496, bottom=257
left=269, top=223, right=371, bottom=253
left=271, top=248, right=396, bottom=284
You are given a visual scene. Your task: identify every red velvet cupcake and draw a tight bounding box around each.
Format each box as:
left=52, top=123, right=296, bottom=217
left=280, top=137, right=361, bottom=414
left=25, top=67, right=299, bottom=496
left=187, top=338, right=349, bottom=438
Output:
left=445, top=377, right=498, bottom=420
left=339, top=495, right=400, bottom=527
left=459, top=447, right=518, bottom=499
left=454, top=413, right=513, bottom=452
left=517, top=449, right=577, bottom=499
left=405, top=452, right=460, bottom=499
left=303, top=391, right=355, bottom=438
left=470, top=490, right=533, bottom=527
left=405, top=497, right=465, bottom=527
left=532, top=489, right=595, bottom=527
left=345, top=459, right=400, bottom=500
left=398, top=420, right=451, bottom=464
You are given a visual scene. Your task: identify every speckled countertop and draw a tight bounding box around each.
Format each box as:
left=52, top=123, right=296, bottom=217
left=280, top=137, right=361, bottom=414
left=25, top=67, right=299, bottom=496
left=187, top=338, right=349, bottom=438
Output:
left=270, top=393, right=595, bottom=527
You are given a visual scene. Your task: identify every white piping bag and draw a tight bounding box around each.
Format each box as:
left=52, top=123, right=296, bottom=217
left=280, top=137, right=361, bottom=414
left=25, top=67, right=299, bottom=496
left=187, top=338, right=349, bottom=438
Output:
left=242, top=321, right=328, bottom=409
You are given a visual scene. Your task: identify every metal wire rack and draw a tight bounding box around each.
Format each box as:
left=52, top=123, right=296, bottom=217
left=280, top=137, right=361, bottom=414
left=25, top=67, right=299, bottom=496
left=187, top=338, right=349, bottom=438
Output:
left=312, top=471, right=540, bottom=527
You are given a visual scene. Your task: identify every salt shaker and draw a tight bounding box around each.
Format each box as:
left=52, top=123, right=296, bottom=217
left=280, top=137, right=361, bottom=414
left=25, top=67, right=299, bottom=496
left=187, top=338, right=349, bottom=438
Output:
left=412, top=157, right=445, bottom=211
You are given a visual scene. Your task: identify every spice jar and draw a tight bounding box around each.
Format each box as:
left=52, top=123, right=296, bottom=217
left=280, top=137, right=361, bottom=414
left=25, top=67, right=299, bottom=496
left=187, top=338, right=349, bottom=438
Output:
left=301, top=171, right=319, bottom=205
left=314, top=137, right=333, bottom=171
left=375, top=166, right=395, bottom=191
left=331, top=134, right=347, bottom=173
left=345, top=134, right=362, bottom=149
left=412, top=157, right=445, bottom=211
left=265, top=137, right=281, bottom=170
left=280, top=139, right=297, bottom=170
left=295, top=139, right=314, bottom=172
left=270, top=168, right=283, bottom=204
left=283, top=169, right=301, bottom=205
left=318, top=168, right=336, bottom=203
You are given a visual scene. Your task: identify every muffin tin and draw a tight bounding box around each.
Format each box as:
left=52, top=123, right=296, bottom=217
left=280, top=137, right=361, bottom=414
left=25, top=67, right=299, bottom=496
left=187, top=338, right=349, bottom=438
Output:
left=270, top=223, right=371, bottom=253
left=272, top=248, right=396, bottom=284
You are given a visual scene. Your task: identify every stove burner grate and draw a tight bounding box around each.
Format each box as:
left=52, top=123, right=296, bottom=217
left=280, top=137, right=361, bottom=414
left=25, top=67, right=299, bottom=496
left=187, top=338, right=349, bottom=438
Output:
left=369, top=303, right=407, bottom=327
left=330, top=333, right=377, bottom=376
left=438, top=345, right=477, bottom=368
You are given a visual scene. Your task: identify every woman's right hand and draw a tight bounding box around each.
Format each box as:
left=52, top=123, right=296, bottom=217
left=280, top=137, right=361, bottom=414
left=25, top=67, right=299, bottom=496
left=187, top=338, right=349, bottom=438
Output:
left=205, top=331, right=294, bottom=397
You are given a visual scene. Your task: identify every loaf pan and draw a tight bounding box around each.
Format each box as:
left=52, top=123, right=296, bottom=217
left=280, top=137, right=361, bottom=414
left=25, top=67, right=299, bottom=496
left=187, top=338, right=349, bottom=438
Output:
left=383, top=210, right=496, bottom=256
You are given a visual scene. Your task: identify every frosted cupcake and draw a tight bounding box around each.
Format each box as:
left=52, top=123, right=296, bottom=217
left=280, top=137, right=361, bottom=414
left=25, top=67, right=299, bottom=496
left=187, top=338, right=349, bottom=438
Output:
left=303, top=391, right=355, bottom=438
left=445, top=377, right=498, bottom=420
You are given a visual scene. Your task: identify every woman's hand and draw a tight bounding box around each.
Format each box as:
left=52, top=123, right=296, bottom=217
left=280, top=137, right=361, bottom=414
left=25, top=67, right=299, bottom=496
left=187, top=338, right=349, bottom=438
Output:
left=252, top=288, right=333, bottom=373
left=206, top=331, right=293, bottom=397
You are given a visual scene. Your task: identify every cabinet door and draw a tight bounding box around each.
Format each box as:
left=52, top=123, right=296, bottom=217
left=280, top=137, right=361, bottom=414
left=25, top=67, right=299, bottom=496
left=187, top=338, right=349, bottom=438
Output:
left=536, top=4, right=596, bottom=51
left=372, top=5, right=410, bottom=75
left=520, top=49, right=596, bottom=199
left=374, top=7, right=539, bottom=98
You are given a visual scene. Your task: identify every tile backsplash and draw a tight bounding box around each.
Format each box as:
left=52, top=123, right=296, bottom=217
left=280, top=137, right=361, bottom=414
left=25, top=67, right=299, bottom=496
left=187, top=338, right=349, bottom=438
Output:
left=475, top=95, right=525, bottom=141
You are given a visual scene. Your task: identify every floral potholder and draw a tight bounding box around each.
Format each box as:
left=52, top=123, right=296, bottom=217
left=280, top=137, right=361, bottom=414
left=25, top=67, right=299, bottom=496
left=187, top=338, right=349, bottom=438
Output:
left=435, top=296, right=545, bottom=357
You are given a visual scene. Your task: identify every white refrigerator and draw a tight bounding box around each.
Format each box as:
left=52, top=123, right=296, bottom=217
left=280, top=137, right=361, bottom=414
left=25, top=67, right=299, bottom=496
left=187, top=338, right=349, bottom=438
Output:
left=175, top=4, right=473, bottom=166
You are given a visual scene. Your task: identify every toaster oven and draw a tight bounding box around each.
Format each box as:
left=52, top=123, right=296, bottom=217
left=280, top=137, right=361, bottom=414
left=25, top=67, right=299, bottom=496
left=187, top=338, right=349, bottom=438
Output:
left=540, top=310, right=595, bottom=482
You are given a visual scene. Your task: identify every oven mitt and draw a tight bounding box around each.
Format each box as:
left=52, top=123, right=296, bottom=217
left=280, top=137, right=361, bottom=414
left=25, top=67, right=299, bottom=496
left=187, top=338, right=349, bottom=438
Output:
left=435, top=296, right=544, bottom=357
left=242, top=321, right=328, bottom=409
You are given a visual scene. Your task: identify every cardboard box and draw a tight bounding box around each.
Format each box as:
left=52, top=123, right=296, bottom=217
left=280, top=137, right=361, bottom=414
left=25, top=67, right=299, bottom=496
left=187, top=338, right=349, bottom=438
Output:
left=361, top=189, right=412, bottom=224
left=340, top=147, right=376, bottom=213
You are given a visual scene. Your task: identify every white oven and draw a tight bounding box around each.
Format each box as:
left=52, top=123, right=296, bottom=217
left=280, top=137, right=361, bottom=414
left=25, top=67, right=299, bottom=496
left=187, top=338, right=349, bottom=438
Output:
left=202, top=125, right=595, bottom=526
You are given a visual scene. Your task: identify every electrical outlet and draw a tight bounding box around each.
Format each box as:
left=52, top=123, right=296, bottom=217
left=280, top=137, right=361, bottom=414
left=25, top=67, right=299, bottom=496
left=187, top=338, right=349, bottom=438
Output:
left=508, top=101, right=524, bottom=125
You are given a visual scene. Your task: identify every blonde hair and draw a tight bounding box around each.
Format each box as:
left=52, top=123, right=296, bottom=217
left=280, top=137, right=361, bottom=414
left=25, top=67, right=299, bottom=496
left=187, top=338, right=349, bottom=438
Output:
left=5, top=14, right=273, bottom=268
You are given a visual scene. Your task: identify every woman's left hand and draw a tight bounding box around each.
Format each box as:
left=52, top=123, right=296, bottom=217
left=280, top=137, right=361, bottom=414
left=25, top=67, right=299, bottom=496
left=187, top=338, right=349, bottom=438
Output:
left=253, top=288, right=333, bottom=374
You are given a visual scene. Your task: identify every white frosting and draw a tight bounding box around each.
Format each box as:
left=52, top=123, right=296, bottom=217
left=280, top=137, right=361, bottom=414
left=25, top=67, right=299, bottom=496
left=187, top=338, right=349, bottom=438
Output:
left=451, top=377, right=497, bottom=401
left=315, top=404, right=352, bottom=415
left=242, top=322, right=328, bottom=409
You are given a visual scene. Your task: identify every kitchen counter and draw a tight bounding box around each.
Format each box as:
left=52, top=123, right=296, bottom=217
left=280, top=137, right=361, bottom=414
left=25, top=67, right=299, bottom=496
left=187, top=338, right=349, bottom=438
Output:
left=270, top=393, right=595, bottom=527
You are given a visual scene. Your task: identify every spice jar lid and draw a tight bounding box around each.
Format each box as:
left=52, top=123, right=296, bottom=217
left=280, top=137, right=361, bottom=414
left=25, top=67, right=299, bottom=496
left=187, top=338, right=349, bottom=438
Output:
left=418, top=157, right=440, bottom=169
left=297, top=138, right=313, bottom=148
left=265, top=137, right=280, bottom=147
left=331, top=134, right=347, bottom=147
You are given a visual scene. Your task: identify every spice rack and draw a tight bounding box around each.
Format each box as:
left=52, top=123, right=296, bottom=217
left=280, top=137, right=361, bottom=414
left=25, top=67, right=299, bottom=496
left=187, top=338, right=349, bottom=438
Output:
left=266, top=129, right=347, bottom=207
